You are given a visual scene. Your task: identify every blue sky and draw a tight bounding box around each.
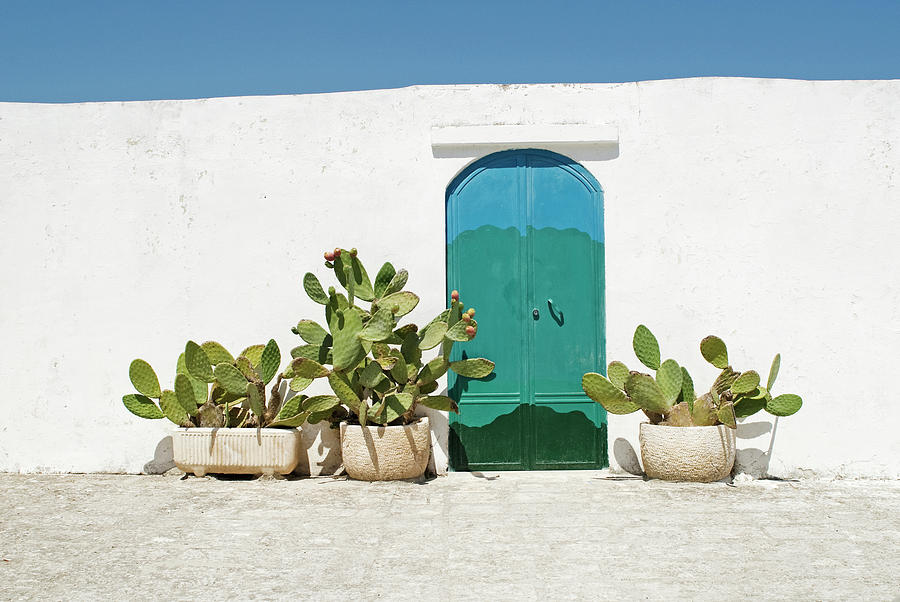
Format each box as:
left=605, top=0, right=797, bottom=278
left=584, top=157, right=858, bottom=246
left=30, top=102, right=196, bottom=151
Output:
left=1, top=1, right=898, bottom=103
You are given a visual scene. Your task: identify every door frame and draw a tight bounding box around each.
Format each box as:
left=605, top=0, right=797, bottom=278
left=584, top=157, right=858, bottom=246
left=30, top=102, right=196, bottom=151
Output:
left=445, top=148, right=607, bottom=470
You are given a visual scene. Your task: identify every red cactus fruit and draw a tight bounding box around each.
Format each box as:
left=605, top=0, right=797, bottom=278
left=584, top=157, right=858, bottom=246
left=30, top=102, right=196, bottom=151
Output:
left=462, top=314, right=471, bottom=323
left=465, top=325, right=476, bottom=337
left=350, top=248, right=358, bottom=257
left=333, top=247, right=342, bottom=258
left=467, top=308, right=475, bottom=317
left=324, top=251, right=335, bottom=261
left=451, top=290, right=459, bottom=301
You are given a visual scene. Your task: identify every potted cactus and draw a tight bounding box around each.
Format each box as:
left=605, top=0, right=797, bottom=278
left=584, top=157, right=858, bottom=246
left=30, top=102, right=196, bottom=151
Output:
left=286, top=247, right=494, bottom=481
left=582, top=325, right=802, bottom=482
left=123, top=339, right=311, bottom=476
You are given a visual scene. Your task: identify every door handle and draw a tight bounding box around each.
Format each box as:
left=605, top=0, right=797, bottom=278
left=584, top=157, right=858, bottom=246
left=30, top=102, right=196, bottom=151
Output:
left=547, top=298, right=564, bottom=325
left=532, top=308, right=540, bottom=319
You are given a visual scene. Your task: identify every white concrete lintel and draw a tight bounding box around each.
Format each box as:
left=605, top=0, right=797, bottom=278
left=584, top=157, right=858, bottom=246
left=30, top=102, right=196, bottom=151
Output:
left=430, top=124, right=618, bottom=150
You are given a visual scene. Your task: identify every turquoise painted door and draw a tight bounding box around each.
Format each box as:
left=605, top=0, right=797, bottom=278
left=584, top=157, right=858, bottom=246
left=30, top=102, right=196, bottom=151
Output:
left=447, top=149, right=606, bottom=471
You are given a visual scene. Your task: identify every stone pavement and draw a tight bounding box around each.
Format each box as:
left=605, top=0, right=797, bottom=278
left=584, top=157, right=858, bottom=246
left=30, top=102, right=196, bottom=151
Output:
left=0, top=472, right=897, bottom=601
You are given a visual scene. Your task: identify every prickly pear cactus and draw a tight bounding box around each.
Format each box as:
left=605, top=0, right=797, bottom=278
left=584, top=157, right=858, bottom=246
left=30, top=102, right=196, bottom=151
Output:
left=123, top=338, right=308, bottom=429
left=701, top=337, right=803, bottom=423
left=583, top=325, right=696, bottom=425
left=582, top=326, right=803, bottom=429
left=293, top=248, right=494, bottom=426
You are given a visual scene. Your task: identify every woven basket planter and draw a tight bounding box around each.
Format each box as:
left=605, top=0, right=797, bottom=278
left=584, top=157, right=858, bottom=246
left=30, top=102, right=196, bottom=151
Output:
left=340, top=417, right=431, bottom=481
left=639, top=423, right=736, bottom=482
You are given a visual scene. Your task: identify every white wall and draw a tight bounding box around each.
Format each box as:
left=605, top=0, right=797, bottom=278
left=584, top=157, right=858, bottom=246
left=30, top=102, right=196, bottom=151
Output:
left=1, top=78, right=897, bottom=478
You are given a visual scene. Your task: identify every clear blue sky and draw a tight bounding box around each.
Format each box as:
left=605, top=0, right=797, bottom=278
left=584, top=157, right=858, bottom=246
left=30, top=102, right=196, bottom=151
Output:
left=2, top=1, right=898, bottom=103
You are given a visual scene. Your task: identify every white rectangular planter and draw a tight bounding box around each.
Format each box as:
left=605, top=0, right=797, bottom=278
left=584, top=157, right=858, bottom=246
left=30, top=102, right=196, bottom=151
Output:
left=172, top=428, right=301, bottom=476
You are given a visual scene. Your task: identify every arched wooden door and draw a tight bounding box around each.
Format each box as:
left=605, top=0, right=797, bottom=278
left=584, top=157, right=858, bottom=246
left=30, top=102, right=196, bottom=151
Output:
left=447, top=149, right=607, bottom=470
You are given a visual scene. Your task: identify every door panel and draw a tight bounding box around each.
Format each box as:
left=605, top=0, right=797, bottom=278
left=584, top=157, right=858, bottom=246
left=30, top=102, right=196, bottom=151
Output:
left=448, top=150, right=606, bottom=471
left=529, top=157, right=606, bottom=468
left=447, top=155, right=527, bottom=470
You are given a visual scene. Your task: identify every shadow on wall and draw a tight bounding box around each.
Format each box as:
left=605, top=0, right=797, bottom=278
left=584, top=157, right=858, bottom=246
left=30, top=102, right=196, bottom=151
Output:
left=295, top=421, right=342, bottom=476
left=449, top=403, right=608, bottom=471
left=417, top=404, right=450, bottom=476
left=143, top=435, right=175, bottom=474
left=734, top=418, right=779, bottom=478
left=613, top=438, right=643, bottom=476
left=612, top=418, right=781, bottom=478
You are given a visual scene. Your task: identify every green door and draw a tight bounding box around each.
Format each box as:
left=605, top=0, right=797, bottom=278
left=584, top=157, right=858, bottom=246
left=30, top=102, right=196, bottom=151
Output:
left=447, top=149, right=607, bottom=471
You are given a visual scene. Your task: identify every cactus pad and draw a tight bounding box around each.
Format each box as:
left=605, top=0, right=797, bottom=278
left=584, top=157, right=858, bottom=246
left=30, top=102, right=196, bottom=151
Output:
left=733, top=395, right=766, bottom=418
left=664, top=402, right=694, bottom=426
left=303, top=272, right=329, bottom=305
left=368, top=392, right=413, bottom=425
left=418, top=395, right=459, bottom=413
left=330, top=309, right=366, bottom=371
left=731, top=370, right=760, bottom=395
left=419, top=320, right=449, bottom=350
left=290, top=358, right=330, bottom=379
left=185, top=341, right=215, bottom=383
left=301, top=395, right=341, bottom=414
left=381, top=269, right=408, bottom=298
left=235, top=356, right=257, bottom=380
left=246, top=381, right=265, bottom=418
left=176, top=353, right=208, bottom=406
left=258, top=339, right=281, bottom=385
left=269, top=409, right=311, bottom=428
left=606, top=361, right=629, bottom=390
left=717, top=401, right=737, bottom=428
left=417, top=357, right=449, bottom=384
left=348, top=256, right=375, bottom=301
left=390, top=354, right=408, bottom=383
left=200, top=341, right=234, bottom=365
left=328, top=372, right=360, bottom=404
left=159, top=390, right=189, bottom=426
left=691, top=392, right=718, bottom=426
left=713, top=367, right=740, bottom=396
left=624, top=372, right=671, bottom=414
left=295, top=320, right=330, bottom=346
left=358, top=309, right=395, bottom=342
left=198, top=401, right=225, bottom=428
left=767, top=353, right=781, bottom=391
left=444, top=320, right=471, bottom=342
left=129, top=359, right=161, bottom=398
left=289, top=377, right=313, bottom=392
left=681, top=367, right=695, bottom=411
left=766, top=393, right=802, bottom=416
left=173, top=373, right=200, bottom=416
left=291, top=344, right=333, bottom=365
left=239, top=344, right=265, bottom=368
left=700, top=335, right=729, bottom=369
left=379, top=291, right=419, bottom=317
left=582, top=373, right=639, bottom=414
left=122, top=394, right=164, bottom=419
left=373, top=262, right=396, bottom=298
left=656, top=359, right=683, bottom=403
left=358, top=360, right=386, bottom=388
left=214, top=362, right=249, bottom=396
left=632, top=325, right=661, bottom=370
left=449, top=358, right=495, bottom=379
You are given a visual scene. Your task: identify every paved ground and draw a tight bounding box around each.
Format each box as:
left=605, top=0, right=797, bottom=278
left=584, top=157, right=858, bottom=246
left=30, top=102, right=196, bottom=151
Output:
left=0, top=472, right=897, bottom=601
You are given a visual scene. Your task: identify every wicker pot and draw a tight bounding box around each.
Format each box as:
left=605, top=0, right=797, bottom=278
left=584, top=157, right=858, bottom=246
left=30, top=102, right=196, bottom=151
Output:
left=340, top=417, right=431, bottom=481
left=639, top=423, right=736, bottom=482
left=172, top=427, right=301, bottom=477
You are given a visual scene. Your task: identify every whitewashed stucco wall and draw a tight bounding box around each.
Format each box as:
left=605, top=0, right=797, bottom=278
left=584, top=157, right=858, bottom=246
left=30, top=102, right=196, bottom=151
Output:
left=1, top=78, right=897, bottom=478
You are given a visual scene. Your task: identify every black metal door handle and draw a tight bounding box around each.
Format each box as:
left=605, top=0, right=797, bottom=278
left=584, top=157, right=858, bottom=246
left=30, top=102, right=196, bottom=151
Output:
left=533, top=308, right=540, bottom=319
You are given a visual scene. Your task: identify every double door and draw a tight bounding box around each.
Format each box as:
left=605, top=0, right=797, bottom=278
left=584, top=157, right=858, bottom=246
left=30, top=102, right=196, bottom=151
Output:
left=446, top=149, right=607, bottom=470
